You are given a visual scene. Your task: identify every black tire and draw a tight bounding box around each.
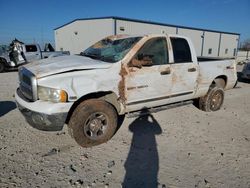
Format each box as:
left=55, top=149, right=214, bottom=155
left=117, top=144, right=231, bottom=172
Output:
left=68, top=99, right=118, bottom=147
left=233, top=80, right=238, bottom=88
left=0, top=61, right=5, bottom=73
left=199, top=86, right=224, bottom=112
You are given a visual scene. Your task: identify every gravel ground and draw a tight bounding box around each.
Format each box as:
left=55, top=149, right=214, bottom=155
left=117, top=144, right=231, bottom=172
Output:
left=0, top=66, right=249, bottom=188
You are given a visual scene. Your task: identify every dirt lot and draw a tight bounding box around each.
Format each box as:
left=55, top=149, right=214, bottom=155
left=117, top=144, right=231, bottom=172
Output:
left=0, top=66, right=250, bottom=188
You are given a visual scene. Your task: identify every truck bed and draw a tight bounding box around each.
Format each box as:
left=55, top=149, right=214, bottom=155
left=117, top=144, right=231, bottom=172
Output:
left=197, top=56, right=235, bottom=62
left=195, top=58, right=237, bottom=98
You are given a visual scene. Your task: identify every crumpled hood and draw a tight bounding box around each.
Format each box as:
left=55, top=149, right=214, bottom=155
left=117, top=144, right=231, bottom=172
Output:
left=24, top=55, right=112, bottom=78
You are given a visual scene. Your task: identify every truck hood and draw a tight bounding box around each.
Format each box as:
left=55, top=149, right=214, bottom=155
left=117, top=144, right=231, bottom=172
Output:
left=24, top=55, right=112, bottom=78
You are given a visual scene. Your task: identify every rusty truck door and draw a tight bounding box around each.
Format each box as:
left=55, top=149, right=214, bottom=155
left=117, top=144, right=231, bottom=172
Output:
left=125, top=37, right=172, bottom=109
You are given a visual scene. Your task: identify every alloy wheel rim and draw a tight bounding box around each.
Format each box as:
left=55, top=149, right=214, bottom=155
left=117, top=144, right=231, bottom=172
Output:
left=83, top=112, right=108, bottom=140
left=210, top=90, right=223, bottom=111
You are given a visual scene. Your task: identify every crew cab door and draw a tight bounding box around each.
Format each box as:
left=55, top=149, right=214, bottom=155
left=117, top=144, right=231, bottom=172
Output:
left=125, top=37, right=172, bottom=110
left=169, top=37, right=198, bottom=100
left=23, top=45, right=41, bottom=61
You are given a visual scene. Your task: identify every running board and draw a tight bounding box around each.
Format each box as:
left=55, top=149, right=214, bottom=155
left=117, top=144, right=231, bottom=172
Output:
left=126, top=100, right=193, bottom=118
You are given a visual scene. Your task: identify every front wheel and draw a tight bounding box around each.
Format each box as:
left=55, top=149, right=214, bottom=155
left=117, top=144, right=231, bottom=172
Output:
left=68, top=99, right=118, bottom=147
left=198, top=86, right=224, bottom=112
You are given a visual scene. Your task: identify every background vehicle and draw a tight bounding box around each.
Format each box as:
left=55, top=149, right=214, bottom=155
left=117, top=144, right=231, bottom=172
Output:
left=241, top=61, right=250, bottom=80
left=15, top=34, right=237, bottom=147
left=0, top=43, right=70, bottom=72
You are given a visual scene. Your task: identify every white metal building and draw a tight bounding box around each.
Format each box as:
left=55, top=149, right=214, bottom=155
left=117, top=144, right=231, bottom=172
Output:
left=54, top=17, right=240, bottom=57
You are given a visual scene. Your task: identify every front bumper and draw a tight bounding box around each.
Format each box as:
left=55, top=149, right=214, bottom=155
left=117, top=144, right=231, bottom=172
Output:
left=15, top=88, right=71, bottom=131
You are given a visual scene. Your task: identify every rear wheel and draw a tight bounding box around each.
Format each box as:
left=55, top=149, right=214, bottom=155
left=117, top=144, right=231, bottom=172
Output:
left=68, top=99, right=118, bottom=147
left=199, top=86, right=224, bottom=112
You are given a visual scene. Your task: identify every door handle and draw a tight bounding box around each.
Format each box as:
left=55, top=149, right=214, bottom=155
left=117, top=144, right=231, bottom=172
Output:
left=188, top=68, right=196, bottom=72
left=160, top=69, right=171, bottom=75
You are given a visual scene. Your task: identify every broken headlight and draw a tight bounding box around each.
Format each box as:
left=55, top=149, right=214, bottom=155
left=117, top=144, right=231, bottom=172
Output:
left=38, top=86, right=67, bottom=103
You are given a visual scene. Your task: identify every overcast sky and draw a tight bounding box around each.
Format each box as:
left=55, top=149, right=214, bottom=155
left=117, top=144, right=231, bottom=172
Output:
left=0, top=0, right=249, bottom=46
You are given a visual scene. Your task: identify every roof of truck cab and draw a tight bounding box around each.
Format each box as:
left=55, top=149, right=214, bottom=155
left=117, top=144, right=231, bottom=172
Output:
left=106, top=34, right=187, bottom=39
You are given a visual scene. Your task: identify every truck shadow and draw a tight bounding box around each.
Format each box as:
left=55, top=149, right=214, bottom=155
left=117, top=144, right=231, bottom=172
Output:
left=123, top=109, right=162, bottom=188
left=0, top=101, right=16, bottom=117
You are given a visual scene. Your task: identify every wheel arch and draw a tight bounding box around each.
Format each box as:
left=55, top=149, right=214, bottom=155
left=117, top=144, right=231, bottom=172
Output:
left=211, top=75, right=228, bottom=89
left=65, top=91, right=121, bottom=124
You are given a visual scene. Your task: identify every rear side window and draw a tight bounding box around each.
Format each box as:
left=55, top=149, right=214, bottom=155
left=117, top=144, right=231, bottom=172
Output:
left=170, top=38, right=192, bottom=63
left=25, top=45, right=37, bottom=52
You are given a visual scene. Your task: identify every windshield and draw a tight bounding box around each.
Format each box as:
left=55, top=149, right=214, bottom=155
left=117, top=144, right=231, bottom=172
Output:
left=81, top=36, right=142, bottom=63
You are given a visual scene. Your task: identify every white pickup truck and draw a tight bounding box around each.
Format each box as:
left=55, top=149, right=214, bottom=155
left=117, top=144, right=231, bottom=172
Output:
left=15, top=34, right=237, bottom=147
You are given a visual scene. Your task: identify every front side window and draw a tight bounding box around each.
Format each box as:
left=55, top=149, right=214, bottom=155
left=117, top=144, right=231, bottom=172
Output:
left=130, top=37, right=168, bottom=67
left=171, top=38, right=192, bottom=63
left=82, top=36, right=142, bottom=63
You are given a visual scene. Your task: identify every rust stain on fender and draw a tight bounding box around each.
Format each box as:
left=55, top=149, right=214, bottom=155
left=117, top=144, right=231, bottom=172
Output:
left=118, top=64, right=128, bottom=104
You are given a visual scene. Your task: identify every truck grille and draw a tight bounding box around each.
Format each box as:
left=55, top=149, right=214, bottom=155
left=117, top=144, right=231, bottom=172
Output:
left=19, top=67, right=37, bottom=101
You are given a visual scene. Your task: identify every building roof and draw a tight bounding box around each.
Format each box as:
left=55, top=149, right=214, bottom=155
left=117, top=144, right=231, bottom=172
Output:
left=54, top=16, right=240, bottom=36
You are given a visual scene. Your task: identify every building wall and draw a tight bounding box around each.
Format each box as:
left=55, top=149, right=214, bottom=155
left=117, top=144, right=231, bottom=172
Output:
left=116, top=20, right=176, bottom=35
left=55, top=18, right=239, bottom=57
left=55, top=19, right=114, bottom=54
left=177, top=28, right=203, bottom=56
left=202, top=31, right=220, bottom=57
